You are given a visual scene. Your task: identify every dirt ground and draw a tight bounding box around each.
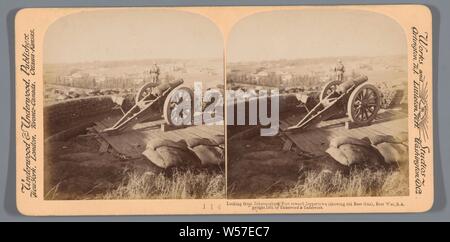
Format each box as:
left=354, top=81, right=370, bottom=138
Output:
left=44, top=133, right=225, bottom=200
left=227, top=134, right=342, bottom=198
left=44, top=134, right=154, bottom=199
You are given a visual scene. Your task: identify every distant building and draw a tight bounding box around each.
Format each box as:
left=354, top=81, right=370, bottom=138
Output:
left=132, top=78, right=144, bottom=86
left=281, top=73, right=293, bottom=83
left=275, top=71, right=293, bottom=83
left=71, top=72, right=84, bottom=79
left=255, top=70, right=269, bottom=78
left=95, top=75, right=106, bottom=83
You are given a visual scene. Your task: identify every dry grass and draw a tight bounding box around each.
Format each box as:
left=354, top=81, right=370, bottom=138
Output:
left=283, top=167, right=408, bottom=198
left=100, top=169, right=225, bottom=200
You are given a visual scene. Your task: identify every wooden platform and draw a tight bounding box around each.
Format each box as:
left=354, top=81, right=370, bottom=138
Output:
left=93, top=116, right=224, bottom=158
left=93, top=108, right=406, bottom=158
left=280, top=108, right=408, bottom=156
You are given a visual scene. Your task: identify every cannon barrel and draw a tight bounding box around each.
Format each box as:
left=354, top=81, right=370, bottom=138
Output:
left=336, top=75, right=368, bottom=94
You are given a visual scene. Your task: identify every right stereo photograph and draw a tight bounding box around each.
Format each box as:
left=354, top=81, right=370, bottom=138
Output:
left=226, top=9, right=409, bottom=199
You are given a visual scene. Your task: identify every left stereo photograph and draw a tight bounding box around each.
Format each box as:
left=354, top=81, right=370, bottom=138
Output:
left=15, top=6, right=433, bottom=215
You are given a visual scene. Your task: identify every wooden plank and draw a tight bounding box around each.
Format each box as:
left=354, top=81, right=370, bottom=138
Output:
left=199, top=124, right=225, bottom=134
left=171, top=129, right=203, bottom=141
left=310, top=130, right=331, bottom=148
left=124, top=131, right=147, bottom=152
left=142, top=131, right=160, bottom=143
left=194, top=125, right=223, bottom=137
left=279, top=109, right=408, bottom=156
left=134, top=119, right=165, bottom=130
left=287, top=131, right=322, bottom=155
left=179, top=127, right=205, bottom=139
left=154, top=129, right=185, bottom=142
left=326, top=126, right=347, bottom=138
left=365, top=126, right=387, bottom=137
left=139, top=124, right=224, bottom=145
left=282, top=139, right=293, bottom=151
left=98, top=133, right=140, bottom=158
left=303, top=130, right=325, bottom=147
left=93, top=122, right=106, bottom=133
left=279, top=120, right=291, bottom=130
left=94, top=118, right=222, bottom=158
left=93, top=120, right=144, bottom=157
left=364, top=126, right=386, bottom=136
left=284, top=133, right=305, bottom=151
left=389, top=118, right=408, bottom=130
left=185, top=126, right=214, bottom=138
left=141, top=126, right=170, bottom=140
left=96, top=138, right=109, bottom=153
left=319, top=117, right=347, bottom=128
left=287, top=114, right=305, bottom=126
left=374, top=121, right=402, bottom=134
left=100, top=116, right=120, bottom=127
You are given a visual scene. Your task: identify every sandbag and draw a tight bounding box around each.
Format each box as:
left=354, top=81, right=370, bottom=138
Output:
left=396, top=132, right=408, bottom=143
left=143, top=139, right=198, bottom=168
left=326, top=147, right=351, bottom=166
left=148, top=138, right=187, bottom=150
left=211, top=135, right=225, bottom=146
left=191, top=145, right=224, bottom=166
left=330, top=136, right=371, bottom=149
left=185, top=137, right=216, bottom=148
left=341, top=144, right=381, bottom=165
left=375, top=143, right=408, bottom=164
left=367, top=135, right=399, bottom=145
left=142, top=146, right=175, bottom=168
left=186, top=137, right=224, bottom=166
left=365, top=133, right=408, bottom=164
left=327, top=143, right=384, bottom=166
left=142, top=147, right=167, bottom=168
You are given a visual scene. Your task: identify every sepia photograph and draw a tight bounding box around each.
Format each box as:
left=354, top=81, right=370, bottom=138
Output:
left=14, top=5, right=433, bottom=215
left=226, top=9, right=409, bottom=199
left=42, top=9, right=225, bottom=200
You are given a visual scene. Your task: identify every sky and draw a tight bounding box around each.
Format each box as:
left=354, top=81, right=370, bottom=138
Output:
left=227, top=9, right=407, bottom=62
left=44, top=9, right=407, bottom=64
left=44, top=9, right=223, bottom=63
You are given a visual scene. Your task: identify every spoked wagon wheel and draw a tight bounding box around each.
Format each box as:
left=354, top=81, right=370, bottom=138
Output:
left=163, top=87, right=194, bottom=126
left=347, top=83, right=381, bottom=125
left=135, top=82, right=159, bottom=102
left=320, top=80, right=341, bottom=101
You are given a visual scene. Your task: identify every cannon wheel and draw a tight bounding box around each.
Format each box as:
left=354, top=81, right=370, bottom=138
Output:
left=347, top=83, right=381, bottom=124
left=163, top=87, right=194, bottom=126
left=320, top=80, right=341, bottom=101
left=135, top=82, right=159, bottom=102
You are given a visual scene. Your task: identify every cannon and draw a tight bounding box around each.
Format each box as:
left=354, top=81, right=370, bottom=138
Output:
left=284, top=75, right=381, bottom=132
left=102, top=79, right=194, bottom=135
